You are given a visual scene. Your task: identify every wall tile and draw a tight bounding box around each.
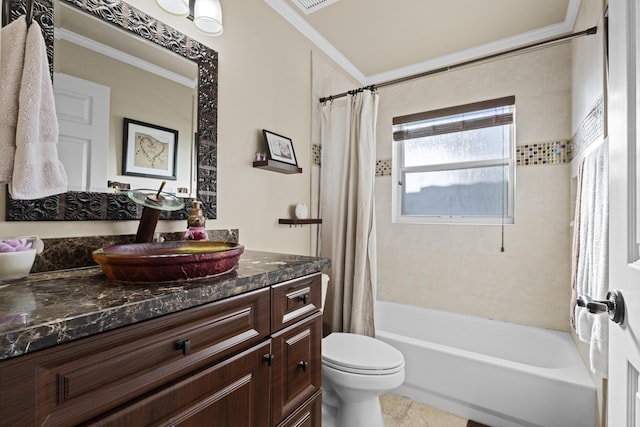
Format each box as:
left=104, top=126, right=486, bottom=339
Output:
left=373, top=139, right=572, bottom=177
left=376, top=159, right=392, bottom=177
left=515, top=141, right=570, bottom=165
left=312, top=143, right=321, bottom=166
left=375, top=159, right=572, bottom=331
left=366, top=43, right=575, bottom=332
left=570, top=96, right=604, bottom=157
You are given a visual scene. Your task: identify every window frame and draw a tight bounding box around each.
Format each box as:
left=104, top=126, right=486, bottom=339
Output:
left=391, top=97, right=516, bottom=225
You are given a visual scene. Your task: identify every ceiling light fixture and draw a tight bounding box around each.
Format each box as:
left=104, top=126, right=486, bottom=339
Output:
left=155, top=0, right=224, bottom=36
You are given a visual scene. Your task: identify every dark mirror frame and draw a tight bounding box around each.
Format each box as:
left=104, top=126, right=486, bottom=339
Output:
left=4, top=0, right=217, bottom=221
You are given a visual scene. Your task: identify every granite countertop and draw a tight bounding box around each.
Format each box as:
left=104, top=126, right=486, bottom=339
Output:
left=0, top=250, right=330, bottom=360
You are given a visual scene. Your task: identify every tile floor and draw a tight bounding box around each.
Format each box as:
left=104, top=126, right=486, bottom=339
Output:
left=380, top=394, right=470, bottom=427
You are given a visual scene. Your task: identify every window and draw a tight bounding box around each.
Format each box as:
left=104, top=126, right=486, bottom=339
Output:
left=392, top=96, right=515, bottom=224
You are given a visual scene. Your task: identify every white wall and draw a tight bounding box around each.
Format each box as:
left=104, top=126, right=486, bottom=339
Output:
left=572, top=0, right=606, bottom=141
left=0, top=0, right=346, bottom=255
left=375, top=43, right=573, bottom=332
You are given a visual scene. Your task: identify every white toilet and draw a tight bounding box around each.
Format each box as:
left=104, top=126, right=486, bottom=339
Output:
left=321, top=275, right=405, bottom=427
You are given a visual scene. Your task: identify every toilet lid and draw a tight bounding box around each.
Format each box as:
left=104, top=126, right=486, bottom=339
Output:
left=322, top=333, right=404, bottom=373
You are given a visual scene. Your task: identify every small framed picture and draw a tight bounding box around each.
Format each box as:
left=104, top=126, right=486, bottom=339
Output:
left=262, top=130, right=298, bottom=166
left=122, top=118, right=178, bottom=180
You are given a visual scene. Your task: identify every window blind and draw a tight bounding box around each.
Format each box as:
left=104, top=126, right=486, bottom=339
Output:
left=392, top=96, right=515, bottom=141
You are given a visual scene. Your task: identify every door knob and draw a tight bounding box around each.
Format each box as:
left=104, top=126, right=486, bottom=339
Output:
left=576, top=290, right=625, bottom=324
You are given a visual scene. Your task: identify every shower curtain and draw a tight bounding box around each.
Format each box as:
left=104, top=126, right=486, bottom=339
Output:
left=319, top=90, right=378, bottom=336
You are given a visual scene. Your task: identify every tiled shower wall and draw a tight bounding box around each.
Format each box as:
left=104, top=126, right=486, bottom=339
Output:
left=372, top=43, right=574, bottom=331
left=374, top=159, right=572, bottom=331
left=370, top=41, right=602, bottom=332
left=311, top=34, right=602, bottom=332
left=314, top=136, right=576, bottom=331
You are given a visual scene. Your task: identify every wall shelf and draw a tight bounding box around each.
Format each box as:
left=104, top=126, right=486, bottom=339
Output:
left=279, top=219, right=322, bottom=227
left=253, top=160, right=302, bottom=174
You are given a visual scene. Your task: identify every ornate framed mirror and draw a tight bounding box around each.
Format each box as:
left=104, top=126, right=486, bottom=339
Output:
left=4, top=0, right=217, bottom=221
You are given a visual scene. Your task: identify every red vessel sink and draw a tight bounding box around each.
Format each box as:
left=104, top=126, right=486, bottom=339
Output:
left=92, top=241, right=244, bottom=283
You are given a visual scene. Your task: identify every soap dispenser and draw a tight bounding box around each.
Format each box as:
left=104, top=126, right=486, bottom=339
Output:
left=184, top=200, right=209, bottom=241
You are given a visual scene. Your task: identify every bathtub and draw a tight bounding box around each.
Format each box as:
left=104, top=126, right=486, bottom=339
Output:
left=375, top=300, right=596, bottom=427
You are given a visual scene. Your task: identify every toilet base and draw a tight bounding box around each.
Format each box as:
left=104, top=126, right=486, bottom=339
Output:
left=332, top=397, right=384, bottom=427
left=321, top=404, right=337, bottom=427
left=322, top=385, right=385, bottom=427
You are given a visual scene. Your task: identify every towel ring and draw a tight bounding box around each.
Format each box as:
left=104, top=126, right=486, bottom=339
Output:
left=25, top=0, right=34, bottom=25
left=1, top=0, right=34, bottom=27
left=1, top=0, right=10, bottom=27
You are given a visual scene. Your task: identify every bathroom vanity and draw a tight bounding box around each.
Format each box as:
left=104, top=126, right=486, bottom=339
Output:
left=0, top=250, right=329, bottom=426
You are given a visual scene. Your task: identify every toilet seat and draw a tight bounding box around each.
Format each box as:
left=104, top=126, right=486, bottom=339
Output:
left=322, top=333, right=404, bottom=375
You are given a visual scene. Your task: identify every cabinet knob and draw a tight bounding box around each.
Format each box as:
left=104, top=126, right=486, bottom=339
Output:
left=175, top=339, right=191, bottom=356
left=298, top=361, right=309, bottom=372
left=298, top=294, right=309, bottom=304
left=263, top=354, right=275, bottom=366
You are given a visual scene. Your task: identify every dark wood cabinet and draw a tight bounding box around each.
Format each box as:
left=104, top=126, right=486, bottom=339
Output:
left=271, top=312, right=322, bottom=426
left=277, top=390, right=322, bottom=427
left=272, top=273, right=322, bottom=331
left=0, top=273, right=323, bottom=427
left=87, top=341, right=272, bottom=427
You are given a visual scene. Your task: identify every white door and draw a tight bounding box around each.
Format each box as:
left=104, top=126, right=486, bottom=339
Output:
left=608, top=0, right=640, bottom=425
left=53, top=73, right=110, bottom=192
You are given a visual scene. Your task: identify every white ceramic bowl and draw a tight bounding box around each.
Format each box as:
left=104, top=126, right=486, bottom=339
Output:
left=0, top=237, right=43, bottom=281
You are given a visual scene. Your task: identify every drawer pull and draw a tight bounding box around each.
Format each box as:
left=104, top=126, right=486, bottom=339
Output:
left=176, top=339, right=191, bottom=356
left=263, top=354, right=275, bottom=366
left=298, top=294, right=309, bottom=304
left=298, top=361, right=309, bottom=372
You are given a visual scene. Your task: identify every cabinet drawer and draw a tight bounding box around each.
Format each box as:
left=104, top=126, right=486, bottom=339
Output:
left=272, top=273, right=322, bottom=332
left=87, top=341, right=272, bottom=427
left=271, top=312, right=322, bottom=425
left=0, top=287, right=270, bottom=427
left=277, top=390, right=322, bottom=427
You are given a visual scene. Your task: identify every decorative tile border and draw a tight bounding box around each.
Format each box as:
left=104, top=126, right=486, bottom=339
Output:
left=515, top=141, right=570, bottom=165
left=312, top=144, right=321, bottom=166
left=373, top=140, right=570, bottom=176
left=376, top=159, right=392, bottom=177
left=570, top=96, right=604, bottom=158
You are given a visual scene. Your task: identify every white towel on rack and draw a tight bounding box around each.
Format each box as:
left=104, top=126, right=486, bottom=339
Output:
left=573, top=141, right=609, bottom=377
left=10, top=19, right=67, bottom=199
left=0, top=16, right=27, bottom=183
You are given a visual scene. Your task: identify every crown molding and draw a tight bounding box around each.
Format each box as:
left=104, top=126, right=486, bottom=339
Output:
left=264, top=0, right=367, bottom=84
left=266, top=0, right=582, bottom=86
left=54, top=28, right=197, bottom=89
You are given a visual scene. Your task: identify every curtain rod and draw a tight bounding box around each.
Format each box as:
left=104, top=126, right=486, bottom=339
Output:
left=319, top=26, right=597, bottom=103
